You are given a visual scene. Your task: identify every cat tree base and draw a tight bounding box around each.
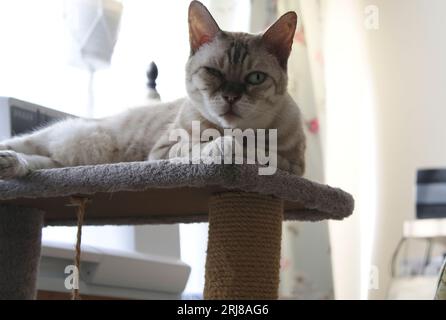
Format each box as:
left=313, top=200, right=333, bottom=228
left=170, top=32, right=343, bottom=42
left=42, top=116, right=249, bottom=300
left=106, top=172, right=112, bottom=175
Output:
left=205, top=192, right=283, bottom=299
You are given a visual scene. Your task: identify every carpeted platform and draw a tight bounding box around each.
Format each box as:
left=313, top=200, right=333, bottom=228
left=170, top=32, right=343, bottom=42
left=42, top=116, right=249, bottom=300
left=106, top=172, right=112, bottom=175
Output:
left=0, top=160, right=354, bottom=225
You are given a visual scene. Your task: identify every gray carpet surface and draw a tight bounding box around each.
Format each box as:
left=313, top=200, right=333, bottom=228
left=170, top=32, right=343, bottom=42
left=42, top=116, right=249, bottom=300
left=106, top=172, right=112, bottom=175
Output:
left=0, top=160, right=354, bottom=222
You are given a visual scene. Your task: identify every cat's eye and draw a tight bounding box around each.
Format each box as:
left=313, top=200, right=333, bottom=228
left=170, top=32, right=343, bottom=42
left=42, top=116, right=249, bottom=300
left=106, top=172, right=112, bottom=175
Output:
left=204, top=67, right=223, bottom=78
left=245, top=72, right=267, bottom=85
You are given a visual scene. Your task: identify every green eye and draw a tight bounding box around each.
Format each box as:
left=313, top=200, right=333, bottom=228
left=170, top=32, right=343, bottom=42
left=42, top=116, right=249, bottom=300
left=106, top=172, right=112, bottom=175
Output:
left=205, top=67, right=223, bottom=78
left=246, top=71, right=267, bottom=85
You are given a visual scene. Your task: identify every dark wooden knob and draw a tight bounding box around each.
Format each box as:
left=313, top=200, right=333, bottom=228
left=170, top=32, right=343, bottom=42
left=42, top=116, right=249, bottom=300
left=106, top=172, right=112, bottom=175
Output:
left=147, top=61, right=158, bottom=90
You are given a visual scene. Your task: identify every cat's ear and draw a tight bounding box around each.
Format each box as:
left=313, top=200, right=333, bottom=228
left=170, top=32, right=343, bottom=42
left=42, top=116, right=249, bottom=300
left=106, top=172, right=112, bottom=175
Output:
left=188, top=1, right=221, bottom=54
left=262, top=12, right=297, bottom=69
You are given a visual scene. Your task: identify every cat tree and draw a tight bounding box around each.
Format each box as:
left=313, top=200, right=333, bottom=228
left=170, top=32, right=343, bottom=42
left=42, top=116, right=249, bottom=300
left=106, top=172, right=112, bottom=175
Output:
left=0, top=161, right=353, bottom=299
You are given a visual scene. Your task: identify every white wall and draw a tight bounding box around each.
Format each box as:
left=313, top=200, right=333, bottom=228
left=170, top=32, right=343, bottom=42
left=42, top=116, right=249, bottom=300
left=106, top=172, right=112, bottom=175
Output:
left=325, top=0, right=446, bottom=299
left=365, top=0, right=446, bottom=299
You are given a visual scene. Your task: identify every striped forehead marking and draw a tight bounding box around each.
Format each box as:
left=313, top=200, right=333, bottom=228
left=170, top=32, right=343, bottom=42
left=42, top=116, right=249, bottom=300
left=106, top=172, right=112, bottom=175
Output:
left=226, top=41, right=249, bottom=65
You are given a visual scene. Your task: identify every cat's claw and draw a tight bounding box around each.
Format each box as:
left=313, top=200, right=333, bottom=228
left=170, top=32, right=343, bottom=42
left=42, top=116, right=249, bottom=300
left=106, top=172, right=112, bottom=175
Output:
left=0, top=151, right=29, bottom=180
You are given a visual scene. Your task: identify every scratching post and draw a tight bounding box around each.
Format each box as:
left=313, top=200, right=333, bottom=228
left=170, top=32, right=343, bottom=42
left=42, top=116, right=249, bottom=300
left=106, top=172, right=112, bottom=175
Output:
left=0, top=205, right=44, bottom=300
left=204, top=192, right=283, bottom=299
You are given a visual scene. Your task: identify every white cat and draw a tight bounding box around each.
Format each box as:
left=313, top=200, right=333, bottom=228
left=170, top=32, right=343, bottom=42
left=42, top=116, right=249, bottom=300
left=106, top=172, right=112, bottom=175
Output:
left=0, top=1, right=305, bottom=180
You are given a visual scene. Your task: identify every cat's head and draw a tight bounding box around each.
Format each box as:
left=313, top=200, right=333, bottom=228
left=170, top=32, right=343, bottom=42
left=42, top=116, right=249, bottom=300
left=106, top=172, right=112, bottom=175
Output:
left=186, top=1, right=297, bottom=129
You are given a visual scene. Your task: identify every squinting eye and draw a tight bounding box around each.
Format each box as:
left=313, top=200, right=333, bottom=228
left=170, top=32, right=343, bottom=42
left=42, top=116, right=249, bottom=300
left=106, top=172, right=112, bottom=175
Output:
left=204, top=67, right=223, bottom=78
left=245, top=71, right=267, bottom=85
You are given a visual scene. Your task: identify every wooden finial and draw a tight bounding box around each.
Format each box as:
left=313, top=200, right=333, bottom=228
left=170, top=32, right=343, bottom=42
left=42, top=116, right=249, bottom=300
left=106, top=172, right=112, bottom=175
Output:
left=147, top=61, right=158, bottom=90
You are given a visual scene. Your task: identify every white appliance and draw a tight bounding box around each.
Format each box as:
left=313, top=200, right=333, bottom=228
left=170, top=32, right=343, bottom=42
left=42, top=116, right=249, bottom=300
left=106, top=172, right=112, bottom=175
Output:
left=39, top=240, right=191, bottom=299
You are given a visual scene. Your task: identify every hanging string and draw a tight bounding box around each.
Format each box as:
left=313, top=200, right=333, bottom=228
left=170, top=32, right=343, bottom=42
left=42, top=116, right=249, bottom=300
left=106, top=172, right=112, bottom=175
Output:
left=68, top=196, right=90, bottom=300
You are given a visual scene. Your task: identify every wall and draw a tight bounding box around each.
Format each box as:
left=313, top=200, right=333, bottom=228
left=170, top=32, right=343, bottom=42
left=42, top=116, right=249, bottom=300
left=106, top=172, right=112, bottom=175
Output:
left=365, top=0, right=446, bottom=299
left=325, top=0, right=446, bottom=299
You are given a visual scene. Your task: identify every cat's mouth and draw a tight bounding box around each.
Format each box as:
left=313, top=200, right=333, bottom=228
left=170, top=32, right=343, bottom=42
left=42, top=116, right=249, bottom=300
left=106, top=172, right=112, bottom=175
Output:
left=219, top=108, right=241, bottom=119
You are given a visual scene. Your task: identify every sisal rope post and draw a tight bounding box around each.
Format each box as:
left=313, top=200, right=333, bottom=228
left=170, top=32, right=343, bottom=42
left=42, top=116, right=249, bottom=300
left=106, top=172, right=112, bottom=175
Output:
left=68, top=196, right=89, bottom=300
left=204, top=192, right=283, bottom=300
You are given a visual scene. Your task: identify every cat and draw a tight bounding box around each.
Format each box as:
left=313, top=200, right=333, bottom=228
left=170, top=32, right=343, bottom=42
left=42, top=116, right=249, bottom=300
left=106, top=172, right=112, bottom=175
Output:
left=0, top=1, right=305, bottom=180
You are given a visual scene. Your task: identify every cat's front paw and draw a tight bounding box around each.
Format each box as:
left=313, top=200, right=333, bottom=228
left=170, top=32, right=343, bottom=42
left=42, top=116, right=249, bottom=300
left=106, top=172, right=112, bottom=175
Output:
left=200, top=136, right=243, bottom=164
left=0, top=151, right=29, bottom=180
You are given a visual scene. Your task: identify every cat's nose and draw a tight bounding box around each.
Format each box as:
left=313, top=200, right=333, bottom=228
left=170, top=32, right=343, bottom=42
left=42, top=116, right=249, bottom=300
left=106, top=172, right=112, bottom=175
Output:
left=223, top=94, right=241, bottom=105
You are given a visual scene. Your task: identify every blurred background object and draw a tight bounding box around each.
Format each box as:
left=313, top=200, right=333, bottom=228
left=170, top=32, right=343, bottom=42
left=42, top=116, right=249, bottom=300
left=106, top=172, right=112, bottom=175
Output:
left=64, top=0, right=123, bottom=116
